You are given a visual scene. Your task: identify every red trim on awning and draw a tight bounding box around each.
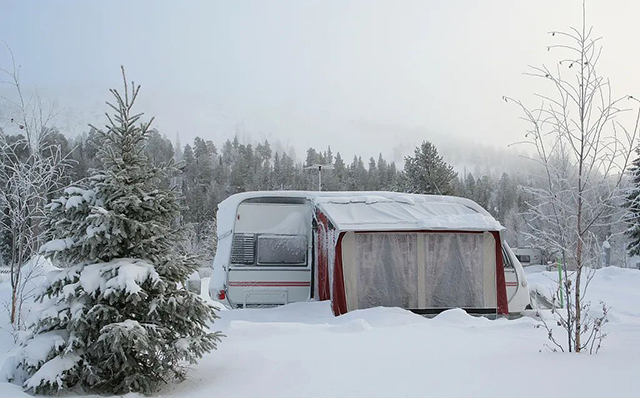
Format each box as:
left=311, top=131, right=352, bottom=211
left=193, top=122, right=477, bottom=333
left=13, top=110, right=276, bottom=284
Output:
left=322, top=226, right=508, bottom=316
left=316, top=211, right=331, bottom=301
left=491, top=231, right=509, bottom=315
left=332, top=232, right=348, bottom=315
left=353, top=229, right=484, bottom=234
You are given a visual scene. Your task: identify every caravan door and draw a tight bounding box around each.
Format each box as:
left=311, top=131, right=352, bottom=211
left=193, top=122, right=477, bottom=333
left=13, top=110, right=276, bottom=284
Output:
left=226, top=198, right=313, bottom=308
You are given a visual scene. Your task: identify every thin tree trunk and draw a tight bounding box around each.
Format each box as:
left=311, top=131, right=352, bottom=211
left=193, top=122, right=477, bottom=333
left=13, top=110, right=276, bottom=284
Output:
left=10, top=288, right=17, bottom=324
left=574, top=3, right=587, bottom=353
left=575, top=239, right=582, bottom=352
left=562, top=251, right=572, bottom=352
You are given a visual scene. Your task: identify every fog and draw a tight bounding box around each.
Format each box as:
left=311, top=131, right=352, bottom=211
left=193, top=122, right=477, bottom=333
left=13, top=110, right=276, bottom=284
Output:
left=1, top=0, right=639, bottom=164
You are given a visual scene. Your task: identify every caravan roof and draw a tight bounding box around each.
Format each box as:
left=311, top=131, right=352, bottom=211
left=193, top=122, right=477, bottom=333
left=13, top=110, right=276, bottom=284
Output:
left=216, top=191, right=503, bottom=237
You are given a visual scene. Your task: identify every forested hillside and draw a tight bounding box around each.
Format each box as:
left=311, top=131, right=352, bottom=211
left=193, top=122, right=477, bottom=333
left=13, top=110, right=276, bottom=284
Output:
left=0, top=124, right=630, bottom=269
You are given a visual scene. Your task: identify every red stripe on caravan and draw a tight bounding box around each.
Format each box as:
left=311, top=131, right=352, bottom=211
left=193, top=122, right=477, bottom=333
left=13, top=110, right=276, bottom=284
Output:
left=229, top=285, right=310, bottom=287
left=229, top=283, right=310, bottom=286
left=228, top=285, right=309, bottom=288
left=229, top=282, right=310, bottom=286
left=229, top=281, right=310, bottom=284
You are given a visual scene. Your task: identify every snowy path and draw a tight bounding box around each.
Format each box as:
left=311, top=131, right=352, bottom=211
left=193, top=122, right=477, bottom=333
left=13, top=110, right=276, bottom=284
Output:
left=1, top=266, right=640, bottom=397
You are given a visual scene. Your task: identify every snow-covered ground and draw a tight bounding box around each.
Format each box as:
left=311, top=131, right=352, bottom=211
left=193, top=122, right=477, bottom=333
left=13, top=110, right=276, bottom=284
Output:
left=1, top=266, right=639, bottom=397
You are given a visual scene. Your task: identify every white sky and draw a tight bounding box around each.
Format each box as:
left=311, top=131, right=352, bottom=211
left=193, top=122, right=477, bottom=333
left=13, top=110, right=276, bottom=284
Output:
left=1, top=0, right=639, bottom=163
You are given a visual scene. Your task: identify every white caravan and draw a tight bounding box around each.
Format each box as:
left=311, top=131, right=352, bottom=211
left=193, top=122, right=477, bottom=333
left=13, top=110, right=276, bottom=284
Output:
left=209, top=191, right=531, bottom=315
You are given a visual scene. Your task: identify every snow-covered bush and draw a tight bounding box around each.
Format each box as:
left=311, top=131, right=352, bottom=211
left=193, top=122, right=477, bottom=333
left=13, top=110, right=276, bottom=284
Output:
left=182, top=219, right=218, bottom=267
left=0, top=49, right=71, bottom=331
left=5, top=67, right=222, bottom=395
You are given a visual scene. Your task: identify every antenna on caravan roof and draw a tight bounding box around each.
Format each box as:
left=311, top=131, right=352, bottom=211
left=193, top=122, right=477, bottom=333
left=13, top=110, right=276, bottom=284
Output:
left=304, top=163, right=334, bottom=191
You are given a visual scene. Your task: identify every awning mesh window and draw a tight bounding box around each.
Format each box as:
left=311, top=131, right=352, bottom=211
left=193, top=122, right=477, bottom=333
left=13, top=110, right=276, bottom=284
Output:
left=355, top=233, right=418, bottom=309
left=354, top=232, right=486, bottom=310
left=423, top=233, right=483, bottom=308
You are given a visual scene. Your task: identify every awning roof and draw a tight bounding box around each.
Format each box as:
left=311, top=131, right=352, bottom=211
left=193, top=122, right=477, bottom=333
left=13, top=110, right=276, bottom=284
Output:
left=315, top=196, right=502, bottom=232
left=217, top=191, right=503, bottom=236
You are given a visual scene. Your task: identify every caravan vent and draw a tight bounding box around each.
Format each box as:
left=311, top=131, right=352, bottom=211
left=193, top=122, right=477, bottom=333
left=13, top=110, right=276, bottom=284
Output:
left=231, top=233, right=255, bottom=264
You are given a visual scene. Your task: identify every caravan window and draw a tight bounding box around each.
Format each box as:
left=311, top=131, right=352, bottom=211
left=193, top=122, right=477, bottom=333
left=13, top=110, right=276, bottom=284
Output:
left=502, top=248, right=514, bottom=268
left=257, top=235, right=307, bottom=266
left=516, top=255, right=530, bottom=263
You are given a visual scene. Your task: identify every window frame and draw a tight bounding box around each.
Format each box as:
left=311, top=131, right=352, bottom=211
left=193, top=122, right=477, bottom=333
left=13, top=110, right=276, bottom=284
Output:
left=255, top=233, right=308, bottom=267
left=502, top=247, right=515, bottom=269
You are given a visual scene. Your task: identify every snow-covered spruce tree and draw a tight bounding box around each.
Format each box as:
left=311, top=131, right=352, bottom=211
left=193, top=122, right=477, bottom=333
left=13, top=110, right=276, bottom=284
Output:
left=625, top=149, right=640, bottom=256
left=400, top=141, right=457, bottom=195
left=505, top=3, right=638, bottom=353
left=9, top=67, right=222, bottom=394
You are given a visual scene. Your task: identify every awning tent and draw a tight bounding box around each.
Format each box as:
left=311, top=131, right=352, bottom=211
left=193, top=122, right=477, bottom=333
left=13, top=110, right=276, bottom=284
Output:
left=312, top=194, right=508, bottom=315
left=213, top=191, right=509, bottom=315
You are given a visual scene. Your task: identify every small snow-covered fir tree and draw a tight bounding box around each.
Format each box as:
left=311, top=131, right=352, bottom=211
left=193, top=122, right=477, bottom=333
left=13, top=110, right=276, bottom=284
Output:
left=626, top=149, right=640, bottom=256
left=7, top=67, right=222, bottom=395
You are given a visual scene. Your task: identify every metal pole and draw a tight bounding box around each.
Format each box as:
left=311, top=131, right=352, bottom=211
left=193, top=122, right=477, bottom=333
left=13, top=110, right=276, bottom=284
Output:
left=318, top=166, right=322, bottom=191
left=557, top=259, right=564, bottom=308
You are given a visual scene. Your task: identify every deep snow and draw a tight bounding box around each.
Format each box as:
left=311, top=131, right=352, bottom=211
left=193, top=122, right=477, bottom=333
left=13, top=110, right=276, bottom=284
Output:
left=0, top=265, right=639, bottom=398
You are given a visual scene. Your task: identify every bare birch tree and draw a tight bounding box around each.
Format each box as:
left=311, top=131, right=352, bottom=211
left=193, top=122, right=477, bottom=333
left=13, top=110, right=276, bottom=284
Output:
left=505, top=4, right=639, bottom=353
left=0, top=46, right=70, bottom=331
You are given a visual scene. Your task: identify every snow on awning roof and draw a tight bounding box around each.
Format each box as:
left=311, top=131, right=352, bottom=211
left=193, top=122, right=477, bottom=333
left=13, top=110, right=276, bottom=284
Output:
left=216, top=191, right=503, bottom=235
left=314, top=195, right=503, bottom=232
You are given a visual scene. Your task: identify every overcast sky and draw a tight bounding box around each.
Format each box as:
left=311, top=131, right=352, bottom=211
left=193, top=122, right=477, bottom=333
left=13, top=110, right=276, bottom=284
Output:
left=1, top=0, right=639, bottom=163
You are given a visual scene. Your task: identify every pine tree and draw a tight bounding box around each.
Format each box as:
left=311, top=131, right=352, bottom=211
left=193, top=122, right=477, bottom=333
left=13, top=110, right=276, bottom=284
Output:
left=377, top=153, right=388, bottom=189
left=254, top=141, right=272, bottom=190
left=495, top=172, right=517, bottom=223
left=401, top=141, right=457, bottom=195
left=10, top=68, right=222, bottom=395
left=463, top=173, right=476, bottom=199
left=325, top=146, right=333, bottom=165
left=347, top=156, right=362, bottom=190
left=183, top=144, right=195, bottom=173
left=272, top=152, right=282, bottom=189
left=367, top=157, right=378, bottom=190
left=174, top=132, right=183, bottom=162
left=626, top=148, right=640, bottom=256
left=305, top=147, right=320, bottom=167
left=333, top=152, right=346, bottom=189
left=280, top=153, right=295, bottom=189
left=145, top=129, right=174, bottom=167
left=387, top=162, right=398, bottom=189
left=474, top=175, right=494, bottom=213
